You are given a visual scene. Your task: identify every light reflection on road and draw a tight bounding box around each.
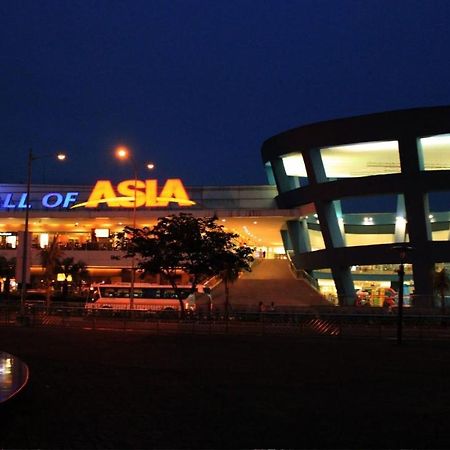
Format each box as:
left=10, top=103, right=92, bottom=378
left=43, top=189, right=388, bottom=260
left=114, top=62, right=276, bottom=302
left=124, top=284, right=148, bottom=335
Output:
left=0, top=352, right=29, bottom=403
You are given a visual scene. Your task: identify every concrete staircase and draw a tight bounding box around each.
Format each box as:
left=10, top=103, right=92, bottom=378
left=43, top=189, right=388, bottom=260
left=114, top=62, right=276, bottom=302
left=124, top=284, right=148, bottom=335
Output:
left=208, top=259, right=329, bottom=311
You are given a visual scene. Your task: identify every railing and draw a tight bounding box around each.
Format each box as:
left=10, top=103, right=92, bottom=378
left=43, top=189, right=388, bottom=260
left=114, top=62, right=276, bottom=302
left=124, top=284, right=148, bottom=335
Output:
left=203, top=275, right=223, bottom=291
left=286, top=251, right=320, bottom=290
left=342, top=294, right=441, bottom=308
left=2, top=303, right=450, bottom=340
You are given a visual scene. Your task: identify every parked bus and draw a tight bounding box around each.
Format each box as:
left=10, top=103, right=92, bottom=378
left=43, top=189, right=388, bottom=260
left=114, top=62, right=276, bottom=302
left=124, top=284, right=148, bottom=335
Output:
left=86, top=283, right=197, bottom=312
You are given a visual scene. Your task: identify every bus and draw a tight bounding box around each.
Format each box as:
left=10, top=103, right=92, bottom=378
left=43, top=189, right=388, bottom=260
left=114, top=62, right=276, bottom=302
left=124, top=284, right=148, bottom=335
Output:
left=86, top=283, right=197, bottom=313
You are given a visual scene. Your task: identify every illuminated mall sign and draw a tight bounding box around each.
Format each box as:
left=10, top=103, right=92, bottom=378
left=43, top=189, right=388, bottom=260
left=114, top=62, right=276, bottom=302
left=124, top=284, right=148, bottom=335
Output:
left=0, top=191, right=79, bottom=209
left=72, top=178, right=195, bottom=208
left=0, top=178, right=195, bottom=209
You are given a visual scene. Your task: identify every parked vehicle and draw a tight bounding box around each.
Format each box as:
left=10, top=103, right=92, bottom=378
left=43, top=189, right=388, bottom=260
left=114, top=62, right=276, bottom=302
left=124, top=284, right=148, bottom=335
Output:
left=85, top=283, right=197, bottom=312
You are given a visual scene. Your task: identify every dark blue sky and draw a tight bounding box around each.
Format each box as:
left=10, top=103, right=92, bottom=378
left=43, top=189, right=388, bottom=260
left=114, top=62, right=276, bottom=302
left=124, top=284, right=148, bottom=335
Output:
left=2, top=0, right=450, bottom=187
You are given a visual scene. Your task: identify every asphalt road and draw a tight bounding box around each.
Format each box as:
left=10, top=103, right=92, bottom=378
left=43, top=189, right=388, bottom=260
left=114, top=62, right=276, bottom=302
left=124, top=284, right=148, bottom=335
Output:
left=1, top=327, right=450, bottom=448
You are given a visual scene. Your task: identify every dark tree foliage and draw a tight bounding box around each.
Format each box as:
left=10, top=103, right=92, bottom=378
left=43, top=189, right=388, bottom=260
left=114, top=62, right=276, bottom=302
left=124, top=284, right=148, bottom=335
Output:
left=40, top=235, right=90, bottom=304
left=40, top=235, right=64, bottom=308
left=216, top=248, right=253, bottom=321
left=0, top=256, right=16, bottom=298
left=117, top=213, right=254, bottom=315
left=434, top=268, right=450, bottom=314
left=57, top=257, right=90, bottom=299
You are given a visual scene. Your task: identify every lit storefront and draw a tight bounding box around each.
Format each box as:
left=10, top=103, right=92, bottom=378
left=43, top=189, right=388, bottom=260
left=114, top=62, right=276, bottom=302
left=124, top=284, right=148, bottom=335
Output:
left=0, top=179, right=300, bottom=287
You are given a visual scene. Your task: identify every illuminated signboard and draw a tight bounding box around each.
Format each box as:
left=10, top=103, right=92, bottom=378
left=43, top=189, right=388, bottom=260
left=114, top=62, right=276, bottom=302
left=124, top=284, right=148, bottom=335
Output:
left=0, top=179, right=195, bottom=209
left=72, top=178, right=195, bottom=208
left=0, top=192, right=79, bottom=209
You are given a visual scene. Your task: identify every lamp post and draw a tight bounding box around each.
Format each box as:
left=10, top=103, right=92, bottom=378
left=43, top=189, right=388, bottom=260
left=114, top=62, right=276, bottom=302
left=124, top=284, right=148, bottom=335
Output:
left=393, top=244, right=413, bottom=345
left=115, top=147, right=154, bottom=310
left=20, top=149, right=66, bottom=316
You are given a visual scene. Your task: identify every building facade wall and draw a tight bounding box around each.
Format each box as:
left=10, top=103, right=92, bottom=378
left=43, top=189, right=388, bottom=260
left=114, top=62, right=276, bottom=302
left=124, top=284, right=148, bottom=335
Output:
left=261, top=106, right=450, bottom=306
left=0, top=183, right=294, bottom=287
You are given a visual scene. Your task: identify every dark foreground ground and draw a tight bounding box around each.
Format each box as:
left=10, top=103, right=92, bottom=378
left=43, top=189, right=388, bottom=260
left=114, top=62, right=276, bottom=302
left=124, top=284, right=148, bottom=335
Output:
left=1, top=328, right=450, bottom=449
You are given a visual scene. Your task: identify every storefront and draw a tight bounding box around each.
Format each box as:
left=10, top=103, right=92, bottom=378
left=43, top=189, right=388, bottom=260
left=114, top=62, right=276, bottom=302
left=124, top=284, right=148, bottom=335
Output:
left=0, top=178, right=297, bottom=288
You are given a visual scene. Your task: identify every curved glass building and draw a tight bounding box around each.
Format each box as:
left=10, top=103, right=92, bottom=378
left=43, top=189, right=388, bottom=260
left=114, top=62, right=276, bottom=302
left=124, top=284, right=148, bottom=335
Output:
left=262, top=106, right=450, bottom=306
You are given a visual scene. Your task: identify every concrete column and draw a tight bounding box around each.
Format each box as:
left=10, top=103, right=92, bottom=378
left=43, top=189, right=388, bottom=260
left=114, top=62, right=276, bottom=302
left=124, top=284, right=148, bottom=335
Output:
left=15, top=231, right=32, bottom=286
left=301, top=148, right=327, bottom=184
left=394, top=195, right=407, bottom=242
left=264, top=163, right=276, bottom=185
left=410, top=258, right=435, bottom=307
left=332, top=265, right=356, bottom=306
left=287, top=219, right=311, bottom=255
left=270, top=158, right=300, bottom=194
left=398, top=135, right=434, bottom=305
left=314, top=200, right=346, bottom=248
left=280, top=229, right=293, bottom=252
left=302, top=148, right=354, bottom=304
left=301, top=148, right=345, bottom=248
left=334, top=200, right=346, bottom=246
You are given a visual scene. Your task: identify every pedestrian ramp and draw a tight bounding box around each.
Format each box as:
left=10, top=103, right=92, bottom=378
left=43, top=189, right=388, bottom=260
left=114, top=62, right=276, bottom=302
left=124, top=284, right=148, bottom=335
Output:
left=204, top=259, right=330, bottom=312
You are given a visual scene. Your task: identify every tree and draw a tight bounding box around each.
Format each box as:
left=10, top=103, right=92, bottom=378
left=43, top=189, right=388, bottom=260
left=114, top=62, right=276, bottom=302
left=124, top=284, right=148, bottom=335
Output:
left=216, top=247, right=253, bottom=321
left=57, top=257, right=90, bottom=299
left=40, top=234, right=64, bottom=308
left=434, top=268, right=450, bottom=314
left=0, top=256, right=16, bottom=298
left=118, top=213, right=254, bottom=317
left=70, top=259, right=90, bottom=292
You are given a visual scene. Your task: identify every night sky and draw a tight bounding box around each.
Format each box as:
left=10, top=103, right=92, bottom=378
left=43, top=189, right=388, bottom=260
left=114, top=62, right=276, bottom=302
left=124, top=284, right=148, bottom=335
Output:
left=2, top=0, right=450, bottom=187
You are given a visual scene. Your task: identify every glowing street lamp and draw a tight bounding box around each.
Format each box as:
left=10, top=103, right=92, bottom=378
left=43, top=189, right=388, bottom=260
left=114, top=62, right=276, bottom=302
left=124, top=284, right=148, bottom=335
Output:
left=20, top=149, right=67, bottom=316
left=115, top=146, right=129, bottom=160
left=115, top=146, right=155, bottom=309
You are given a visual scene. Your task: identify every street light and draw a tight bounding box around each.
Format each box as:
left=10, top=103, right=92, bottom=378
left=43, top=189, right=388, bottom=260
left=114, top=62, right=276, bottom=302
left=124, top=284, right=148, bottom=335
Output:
left=115, top=146, right=155, bottom=309
left=20, top=149, right=67, bottom=316
left=393, top=244, right=413, bottom=345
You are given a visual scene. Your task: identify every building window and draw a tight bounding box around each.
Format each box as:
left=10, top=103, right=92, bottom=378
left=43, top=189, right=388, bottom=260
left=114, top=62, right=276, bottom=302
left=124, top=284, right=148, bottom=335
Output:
left=320, top=140, right=400, bottom=179
left=428, top=191, right=450, bottom=241
left=281, top=153, right=310, bottom=186
left=419, top=134, right=450, bottom=171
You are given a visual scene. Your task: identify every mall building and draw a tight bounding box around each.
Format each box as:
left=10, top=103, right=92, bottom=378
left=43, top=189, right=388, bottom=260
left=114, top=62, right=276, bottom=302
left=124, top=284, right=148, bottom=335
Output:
left=262, top=106, right=450, bottom=306
left=0, top=181, right=296, bottom=288
left=0, top=106, right=449, bottom=306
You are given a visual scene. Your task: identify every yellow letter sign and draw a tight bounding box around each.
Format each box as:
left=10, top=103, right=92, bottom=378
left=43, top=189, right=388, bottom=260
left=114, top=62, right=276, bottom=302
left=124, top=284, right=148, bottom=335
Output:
left=71, top=178, right=195, bottom=209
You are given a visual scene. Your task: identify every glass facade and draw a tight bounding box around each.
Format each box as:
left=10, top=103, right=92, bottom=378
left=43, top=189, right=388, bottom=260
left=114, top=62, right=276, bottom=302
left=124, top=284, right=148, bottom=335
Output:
left=307, top=225, right=326, bottom=251
left=419, top=134, right=450, bottom=170
left=262, top=107, right=450, bottom=306
left=320, top=140, right=400, bottom=179
left=281, top=154, right=309, bottom=186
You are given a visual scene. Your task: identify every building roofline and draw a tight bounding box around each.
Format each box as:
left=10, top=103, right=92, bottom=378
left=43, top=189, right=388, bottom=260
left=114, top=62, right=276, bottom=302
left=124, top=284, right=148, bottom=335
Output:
left=261, top=105, right=450, bottom=162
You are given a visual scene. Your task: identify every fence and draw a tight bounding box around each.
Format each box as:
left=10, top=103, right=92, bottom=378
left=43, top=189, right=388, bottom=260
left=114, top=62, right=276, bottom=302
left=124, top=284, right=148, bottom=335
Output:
left=2, top=303, right=450, bottom=340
